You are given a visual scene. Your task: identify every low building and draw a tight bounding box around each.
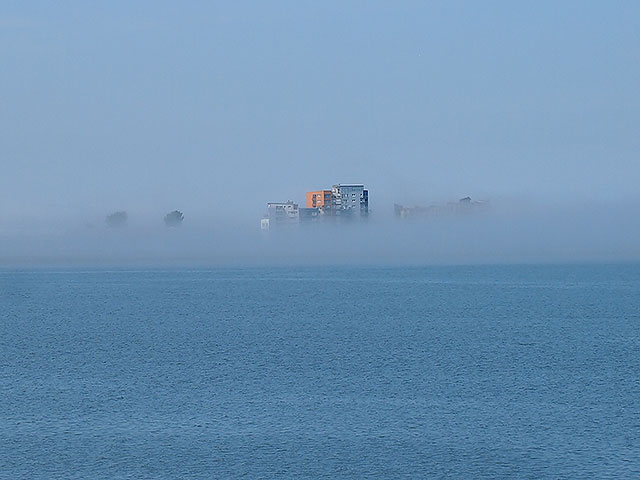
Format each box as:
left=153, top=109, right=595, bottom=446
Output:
left=267, top=201, right=299, bottom=220
left=299, top=207, right=320, bottom=223
left=395, top=197, right=488, bottom=218
left=265, top=201, right=299, bottom=227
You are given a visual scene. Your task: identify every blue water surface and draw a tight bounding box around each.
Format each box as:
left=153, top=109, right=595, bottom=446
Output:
left=1, top=265, right=639, bottom=479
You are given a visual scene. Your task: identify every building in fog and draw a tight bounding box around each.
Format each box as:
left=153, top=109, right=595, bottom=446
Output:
left=306, top=190, right=333, bottom=212
left=304, top=184, right=369, bottom=217
left=331, top=184, right=369, bottom=216
left=261, top=201, right=299, bottom=230
left=299, top=207, right=320, bottom=223
left=394, top=197, right=488, bottom=219
left=263, top=183, right=369, bottom=230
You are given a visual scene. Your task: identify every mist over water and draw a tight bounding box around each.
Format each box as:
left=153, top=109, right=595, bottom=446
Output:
left=1, top=198, right=638, bottom=266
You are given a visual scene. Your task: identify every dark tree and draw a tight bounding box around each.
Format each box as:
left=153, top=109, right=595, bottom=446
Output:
left=106, top=211, right=128, bottom=228
left=164, top=210, right=184, bottom=227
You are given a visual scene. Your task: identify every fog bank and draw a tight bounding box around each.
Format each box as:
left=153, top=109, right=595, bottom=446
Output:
left=1, top=199, right=638, bottom=267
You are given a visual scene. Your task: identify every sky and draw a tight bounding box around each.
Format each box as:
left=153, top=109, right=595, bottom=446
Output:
left=1, top=1, right=639, bottom=263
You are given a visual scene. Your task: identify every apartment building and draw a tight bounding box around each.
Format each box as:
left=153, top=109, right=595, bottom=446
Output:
left=331, top=184, right=369, bottom=216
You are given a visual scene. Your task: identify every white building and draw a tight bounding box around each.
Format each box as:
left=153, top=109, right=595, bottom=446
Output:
left=263, top=201, right=299, bottom=228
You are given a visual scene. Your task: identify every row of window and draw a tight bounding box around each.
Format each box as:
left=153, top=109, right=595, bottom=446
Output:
left=312, top=193, right=363, bottom=198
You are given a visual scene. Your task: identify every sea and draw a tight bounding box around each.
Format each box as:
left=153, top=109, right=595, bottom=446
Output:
left=1, top=265, right=639, bottom=479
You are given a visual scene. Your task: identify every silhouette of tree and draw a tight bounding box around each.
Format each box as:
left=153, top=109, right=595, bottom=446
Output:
left=164, top=210, right=184, bottom=227
left=106, top=211, right=128, bottom=227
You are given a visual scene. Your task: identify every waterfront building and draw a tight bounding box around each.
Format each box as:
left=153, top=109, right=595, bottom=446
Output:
left=331, top=184, right=369, bottom=216
left=263, top=183, right=369, bottom=230
left=306, top=190, right=333, bottom=211
left=299, top=207, right=320, bottom=223
left=266, top=201, right=299, bottom=227
left=394, top=197, right=488, bottom=218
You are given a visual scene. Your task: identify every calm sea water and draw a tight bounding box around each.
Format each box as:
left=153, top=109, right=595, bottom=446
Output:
left=1, top=265, right=639, bottom=479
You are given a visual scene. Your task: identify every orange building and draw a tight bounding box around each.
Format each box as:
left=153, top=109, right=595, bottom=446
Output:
left=306, top=190, right=333, bottom=209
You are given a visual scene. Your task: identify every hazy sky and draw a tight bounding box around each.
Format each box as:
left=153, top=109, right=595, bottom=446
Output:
left=2, top=1, right=639, bottom=224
